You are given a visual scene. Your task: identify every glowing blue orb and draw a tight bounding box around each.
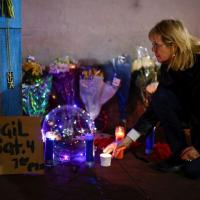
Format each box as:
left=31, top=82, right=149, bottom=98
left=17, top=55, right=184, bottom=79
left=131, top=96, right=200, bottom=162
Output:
left=42, top=105, right=96, bottom=165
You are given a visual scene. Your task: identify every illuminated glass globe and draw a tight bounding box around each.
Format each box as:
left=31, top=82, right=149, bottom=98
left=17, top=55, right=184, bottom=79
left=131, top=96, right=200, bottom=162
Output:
left=42, top=105, right=96, bottom=165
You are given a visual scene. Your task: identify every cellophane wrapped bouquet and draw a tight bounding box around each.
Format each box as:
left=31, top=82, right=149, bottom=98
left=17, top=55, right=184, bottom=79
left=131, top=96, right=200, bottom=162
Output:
left=132, top=46, right=159, bottom=105
left=79, top=66, right=119, bottom=120
left=22, top=55, right=52, bottom=116
left=48, top=56, right=79, bottom=106
left=104, top=54, right=132, bottom=122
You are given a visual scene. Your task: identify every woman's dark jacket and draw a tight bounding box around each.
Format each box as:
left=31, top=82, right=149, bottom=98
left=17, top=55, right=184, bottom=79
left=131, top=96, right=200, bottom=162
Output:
left=133, top=54, right=200, bottom=150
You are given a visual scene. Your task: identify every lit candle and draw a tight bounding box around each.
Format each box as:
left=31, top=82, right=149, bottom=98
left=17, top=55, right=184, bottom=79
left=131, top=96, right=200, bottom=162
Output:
left=69, top=64, right=76, bottom=69
left=115, top=126, right=125, bottom=142
left=44, top=132, right=57, bottom=166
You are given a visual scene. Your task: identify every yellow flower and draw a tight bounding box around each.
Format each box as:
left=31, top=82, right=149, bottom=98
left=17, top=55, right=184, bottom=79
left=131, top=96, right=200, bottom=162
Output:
left=23, top=61, right=43, bottom=76
left=23, top=62, right=34, bottom=71
left=32, top=63, right=42, bottom=76
left=32, top=68, right=41, bottom=76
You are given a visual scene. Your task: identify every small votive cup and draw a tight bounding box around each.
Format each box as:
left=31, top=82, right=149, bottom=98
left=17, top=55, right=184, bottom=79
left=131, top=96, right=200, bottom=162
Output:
left=100, top=153, right=112, bottom=167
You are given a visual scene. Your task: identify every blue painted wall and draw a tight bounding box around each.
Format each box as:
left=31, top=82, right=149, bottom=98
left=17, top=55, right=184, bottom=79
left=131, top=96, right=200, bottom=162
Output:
left=0, top=0, right=22, bottom=115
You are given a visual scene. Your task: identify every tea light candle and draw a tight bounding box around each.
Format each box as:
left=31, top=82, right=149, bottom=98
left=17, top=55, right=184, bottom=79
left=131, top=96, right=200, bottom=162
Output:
left=115, top=126, right=125, bottom=142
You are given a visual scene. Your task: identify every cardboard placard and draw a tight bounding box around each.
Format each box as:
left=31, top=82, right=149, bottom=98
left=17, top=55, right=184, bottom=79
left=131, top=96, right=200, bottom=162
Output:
left=0, top=116, right=44, bottom=175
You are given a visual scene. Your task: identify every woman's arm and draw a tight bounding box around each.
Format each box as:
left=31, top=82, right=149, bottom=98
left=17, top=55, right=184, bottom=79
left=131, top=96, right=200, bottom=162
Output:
left=133, top=102, right=159, bottom=136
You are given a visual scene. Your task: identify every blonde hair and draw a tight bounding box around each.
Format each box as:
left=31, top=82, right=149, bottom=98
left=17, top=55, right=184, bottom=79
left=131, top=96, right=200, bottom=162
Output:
left=149, top=19, right=200, bottom=71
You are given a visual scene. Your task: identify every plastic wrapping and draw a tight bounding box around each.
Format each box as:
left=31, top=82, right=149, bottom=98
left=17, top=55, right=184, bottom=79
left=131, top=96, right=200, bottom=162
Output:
left=22, top=76, right=52, bottom=116
left=132, top=46, right=159, bottom=106
left=22, top=56, right=52, bottom=116
left=48, top=56, right=79, bottom=106
left=103, top=54, right=132, bottom=121
left=80, top=67, right=118, bottom=120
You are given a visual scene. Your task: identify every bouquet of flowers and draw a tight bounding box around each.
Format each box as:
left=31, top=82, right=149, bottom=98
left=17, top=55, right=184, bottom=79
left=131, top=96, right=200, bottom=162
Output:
left=48, top=56, right=77, bottom=74
left=132, top=46, right=159, bottom=106
left=80, top=66, right=118, bottom=120
left=22, top=55, right=52, bottom=116
left=132, top=46, right=154, bottom=71
left=48, top=56, right=79, bottom=106
left=22, top=55, right=44, bottom=84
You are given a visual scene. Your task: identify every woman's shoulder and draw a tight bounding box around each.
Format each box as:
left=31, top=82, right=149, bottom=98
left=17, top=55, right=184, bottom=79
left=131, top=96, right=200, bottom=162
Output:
left=192, top=54, right=200, bottom=80
left=194, top=53, right=200, bottom=64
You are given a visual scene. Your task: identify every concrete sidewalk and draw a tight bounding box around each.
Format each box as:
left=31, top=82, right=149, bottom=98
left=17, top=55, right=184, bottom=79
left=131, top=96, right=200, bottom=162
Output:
left=0, top=149, right=200, bottom=200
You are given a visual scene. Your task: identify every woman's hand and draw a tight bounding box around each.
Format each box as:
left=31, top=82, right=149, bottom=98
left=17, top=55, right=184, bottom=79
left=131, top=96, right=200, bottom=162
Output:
left=103, top=136, right=133, bottom=159
left=103, top=142, right=118, bottom=154
left=180, top=146, right=200, bottom=161
left=146, top=81, right=159, bottom=94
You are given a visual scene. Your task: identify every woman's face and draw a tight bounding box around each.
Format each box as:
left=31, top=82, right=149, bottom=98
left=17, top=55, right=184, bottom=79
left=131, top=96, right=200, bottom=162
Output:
left=149, top=34, right=173, bottom=63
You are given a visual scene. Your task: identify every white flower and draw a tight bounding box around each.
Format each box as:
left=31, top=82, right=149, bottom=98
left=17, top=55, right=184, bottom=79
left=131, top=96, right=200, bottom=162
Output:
left=142, top=56, right=154, bottom=68
left=132, top=59, right=142, bottom=71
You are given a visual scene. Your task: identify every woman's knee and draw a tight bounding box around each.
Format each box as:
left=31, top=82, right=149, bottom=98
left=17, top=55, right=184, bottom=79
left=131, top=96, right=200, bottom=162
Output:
left=182, top=158, right=200, bottom=179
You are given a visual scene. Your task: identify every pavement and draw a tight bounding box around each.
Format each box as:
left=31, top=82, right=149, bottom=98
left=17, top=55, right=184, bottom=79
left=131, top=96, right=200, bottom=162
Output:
left=0, top=145, right=200, bottom=200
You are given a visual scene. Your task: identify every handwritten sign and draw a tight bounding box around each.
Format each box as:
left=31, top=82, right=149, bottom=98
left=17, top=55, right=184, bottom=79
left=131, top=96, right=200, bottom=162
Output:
left=0, top=116, right=44, bottom=175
